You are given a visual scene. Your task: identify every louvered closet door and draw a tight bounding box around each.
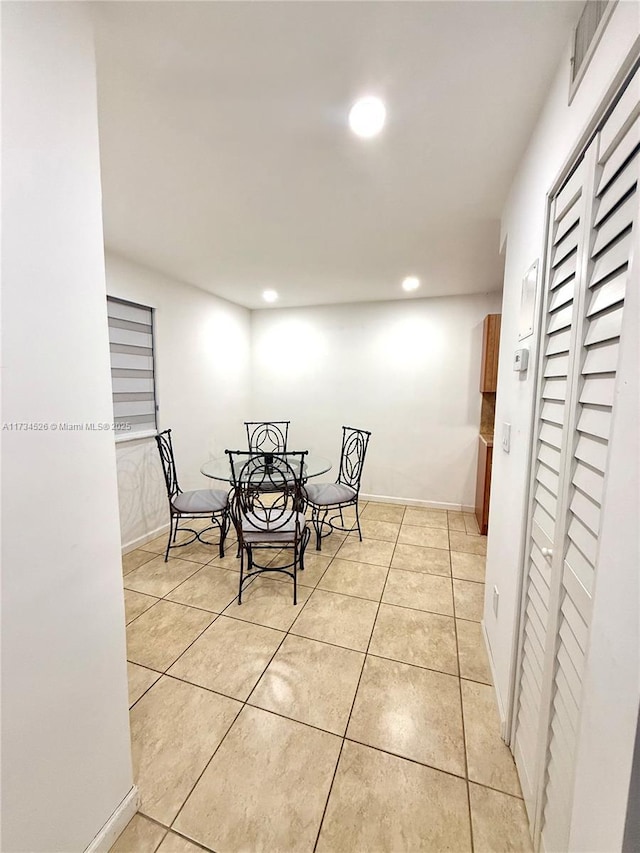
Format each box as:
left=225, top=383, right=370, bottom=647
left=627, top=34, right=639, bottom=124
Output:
left=512, top=155, right=588, bottom=818
left=540, top=70, right=639, bottom=853
left=513, top=65, right=639, bottom=853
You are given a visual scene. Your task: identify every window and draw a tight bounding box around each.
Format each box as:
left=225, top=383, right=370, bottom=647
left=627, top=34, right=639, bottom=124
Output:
left=107, top=296, right=157, bottom=437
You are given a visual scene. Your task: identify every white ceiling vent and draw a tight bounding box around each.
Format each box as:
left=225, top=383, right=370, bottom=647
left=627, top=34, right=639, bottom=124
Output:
left=570, top=0, right=616, bottom=100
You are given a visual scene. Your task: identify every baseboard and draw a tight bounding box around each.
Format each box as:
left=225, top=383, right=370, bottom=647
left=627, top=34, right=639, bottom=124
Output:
left=84, top=786, right=139, bottom=853
left=481, top=619, right=510, bottom=742
left=122, top=523, right=169, bottom=555
left=360, top=493, right=475, bottom=513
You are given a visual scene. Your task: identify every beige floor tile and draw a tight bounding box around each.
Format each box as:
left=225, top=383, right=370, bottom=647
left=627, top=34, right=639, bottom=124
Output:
left=339, top=500, right=367, bottom=517
left=403, top=507, right=449, bottom=529
left=462, top=680, right=522, bottom=796
left=131, top=676, right=241, bottom=825
left=124, top=590, right=160, bottom=625
left=382, top=569, right=454, bottom=616
left=457, top=619, right=492, bottom=684
left=347, top=656, right=465, bottom=776
left=464, top=512, right=481, bottom=535
left=165, top=565, right=239, bottom=613
left=447, top=511, right=467, bottom=531
left=290, top=589, right=378, bottom=652
left=156, top=832, right=204, bottom=853
left=369, top=604, right=458, bottom=675
left=189, top=514, right=230, bottom=532
left=128, top=662, right=162, bottom=708
left=317, top=558, right=388, bottom=601
left=317, top=741, right=471, bottom=853
left=449, top=530, right=487, bottom=556
left=163, top=536, right=224, bottom=566
left=208, top=552, right=241, bottom=572
left=109, top=813, right=166, bottom=852
left=361, top=502, right=405, bottom=522
left=469, top=783, right=533, bottom=852
left=122, top=549, right=157, bottom=576
left=391, top=543, right=451, bottom=576
left=398, top=524, right=449, bottom=550
left=126, top=601, right=214, bottom=672
left=139, top=534, right=170, bottom=555
left=169, top=615, right=284, bottom=701
left=335, top=537, right=395, bottom=567
left=451, top=550, right=487, bottom=582
left=454, top=579, right=485, bottom=621
left=266, top=549, right=331, bottom=588
left=359, top=518, right=400, bottom=542
left=250, top=634, right=364, bottom=735
left=174, top=706, right=341, bottom=853
left=225, top=576, right=311, bottom=631
left=124, top=554, right=202, bottom=598
left=299, top=551, right=333, bottom=586
left=312, top=532, right=347, bottom=556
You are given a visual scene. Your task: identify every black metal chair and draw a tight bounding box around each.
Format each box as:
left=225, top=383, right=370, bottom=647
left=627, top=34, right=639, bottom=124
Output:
left=245, top=421, right=290, bottom=454
left=304, top=426, right=371, bottom=551
left=155, top=429, right=230, bottom=562
left=226, top=450, right=309, bottom=604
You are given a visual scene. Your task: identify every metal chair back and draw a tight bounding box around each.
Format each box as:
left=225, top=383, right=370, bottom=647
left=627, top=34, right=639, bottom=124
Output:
left=244, top=420, right=290, bottom=454
left=226, top=450, right=307, bottom=535
left=155, top=428, right=181, bottom=502
left=337, top=426, right=371, bottom=491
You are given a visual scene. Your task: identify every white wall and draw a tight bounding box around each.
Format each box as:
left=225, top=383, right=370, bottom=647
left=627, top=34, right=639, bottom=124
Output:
left=486, top=2, right=640, bottom=848
left=1, top=5, right=133, bottom=851
left=251, top=293, right=502, bottom=508
left=106, top=253, right=252, bottom=550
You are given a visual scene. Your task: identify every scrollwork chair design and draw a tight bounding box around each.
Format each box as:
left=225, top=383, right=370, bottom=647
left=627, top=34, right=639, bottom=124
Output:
left=244, top=420, right=290, bottom=454
left=155, top=429, right=230, bottom=562
left=304, top=426, right=371, bottom=551
left=227, top=450, right=309, bottom=605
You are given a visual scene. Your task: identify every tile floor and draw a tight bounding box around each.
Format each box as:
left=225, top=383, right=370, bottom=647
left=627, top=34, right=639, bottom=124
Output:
left=112, top=502, right=533, bottom=853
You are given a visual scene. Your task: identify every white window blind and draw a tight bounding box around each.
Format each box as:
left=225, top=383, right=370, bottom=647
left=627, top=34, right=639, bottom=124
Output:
left=107, top=297, right=157, bottom=436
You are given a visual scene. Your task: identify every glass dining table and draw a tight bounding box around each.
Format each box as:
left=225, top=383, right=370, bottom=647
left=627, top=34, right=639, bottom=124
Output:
left=200, top=453, right=332, bottom=483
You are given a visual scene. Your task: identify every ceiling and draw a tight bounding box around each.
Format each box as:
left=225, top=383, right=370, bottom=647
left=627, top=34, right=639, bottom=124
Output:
left=92, top=1, right=583, bottom=310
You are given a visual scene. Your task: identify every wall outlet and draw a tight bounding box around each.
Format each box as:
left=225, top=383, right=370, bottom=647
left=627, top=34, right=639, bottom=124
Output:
left=502, top=423, right=511, bottom=453
left=493, top=585, right=500, bottom=617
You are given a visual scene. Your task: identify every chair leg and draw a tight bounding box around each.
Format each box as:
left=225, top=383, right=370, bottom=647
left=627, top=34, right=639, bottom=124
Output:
left=300, top=526, right=310, bottom=571
left=219, top=511, right=230, bottom=559
left=355, top=500, right=363, bottom=541
left=238, top=547, right=245, bottom=604
left=293, top=547, right=298, bottom=606
left=314, top=507, right=327, bottom=551
left=164, top=516, right=176, bottom=562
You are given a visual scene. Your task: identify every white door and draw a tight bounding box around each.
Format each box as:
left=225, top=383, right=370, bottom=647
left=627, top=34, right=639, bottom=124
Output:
left=512, top=66, right=639, bottom=852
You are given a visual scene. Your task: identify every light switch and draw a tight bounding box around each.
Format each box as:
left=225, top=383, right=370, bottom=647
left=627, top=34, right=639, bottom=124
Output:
left=502, top=423, right=511, bottom=453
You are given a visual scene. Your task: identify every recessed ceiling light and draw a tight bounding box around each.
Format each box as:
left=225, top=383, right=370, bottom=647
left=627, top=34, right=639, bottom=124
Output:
left=348, top=96, right=386, bottom=138
left=402, top=276, right=420, bottom=292
left=262, top=289, right=278, bottom=303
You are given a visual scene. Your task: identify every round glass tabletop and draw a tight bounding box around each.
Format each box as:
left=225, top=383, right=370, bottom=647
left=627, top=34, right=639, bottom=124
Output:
left=201, top=453, right=332, bottom=483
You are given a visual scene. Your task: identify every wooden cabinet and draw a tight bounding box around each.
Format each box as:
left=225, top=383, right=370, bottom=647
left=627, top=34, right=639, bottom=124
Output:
left=475, top=435, right=493, bottom=535
left=476, top=312, right=500, bottom=534
left=479, top=313, right=501, bottom=392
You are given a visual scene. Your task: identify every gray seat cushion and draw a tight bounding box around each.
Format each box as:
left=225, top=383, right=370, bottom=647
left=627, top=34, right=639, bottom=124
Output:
left=173, top=488, right=228, bottom=513
left=241, top=509, right=306, bottom=543
left=304, top=482, right=356, bottom=507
